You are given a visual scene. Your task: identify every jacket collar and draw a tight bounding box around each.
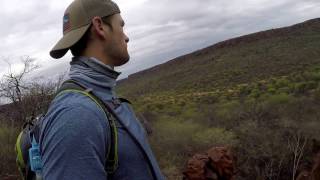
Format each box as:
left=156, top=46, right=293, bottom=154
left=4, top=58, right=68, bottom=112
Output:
left=69, top=56, right=121, bottom=96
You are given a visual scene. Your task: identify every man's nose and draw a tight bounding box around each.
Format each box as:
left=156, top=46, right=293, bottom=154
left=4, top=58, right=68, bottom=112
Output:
left=125, top=34, right=129, bottom=43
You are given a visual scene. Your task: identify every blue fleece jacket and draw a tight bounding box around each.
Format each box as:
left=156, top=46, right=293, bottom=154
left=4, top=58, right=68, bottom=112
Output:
left=39, top=57, right=165, bottom=180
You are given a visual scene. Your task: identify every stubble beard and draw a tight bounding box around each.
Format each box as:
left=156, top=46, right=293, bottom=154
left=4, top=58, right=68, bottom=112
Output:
left=105, top=45, right=130, bottom=66
left=113, top=45, right=130, bottom=66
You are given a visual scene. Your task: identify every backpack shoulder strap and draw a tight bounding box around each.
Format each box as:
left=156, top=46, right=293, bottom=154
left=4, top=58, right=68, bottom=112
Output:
left=56, top=79, right=119, bottom=174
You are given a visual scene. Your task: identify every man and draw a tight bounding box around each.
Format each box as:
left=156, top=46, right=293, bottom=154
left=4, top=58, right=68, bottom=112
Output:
left=39, top=0, right=165, bottom=179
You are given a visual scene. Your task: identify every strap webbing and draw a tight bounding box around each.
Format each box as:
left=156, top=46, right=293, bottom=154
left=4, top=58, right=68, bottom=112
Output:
left=56, top=79, right=119, bottom=174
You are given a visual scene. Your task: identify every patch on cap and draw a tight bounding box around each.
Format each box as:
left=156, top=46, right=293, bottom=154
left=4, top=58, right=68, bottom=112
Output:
left=63, top=13, right=71, bottom=33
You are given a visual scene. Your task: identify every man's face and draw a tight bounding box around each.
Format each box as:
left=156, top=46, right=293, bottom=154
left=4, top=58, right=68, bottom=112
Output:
left=103, top=14, right=130, bottom=66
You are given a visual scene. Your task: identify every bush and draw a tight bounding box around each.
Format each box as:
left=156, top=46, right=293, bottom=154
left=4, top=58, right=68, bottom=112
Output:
left=275, top=78, right=290, bottom=88
left=307, top=71, right=320, bottom=81
left=0, top=124, right=20, bottom=176
left=192, top=127, right=238, bottom=150
left=149, top=117, right=239, bottom=179
left=150, top=117, right=201, bottom=154
left=238, top=84, right=251, bottom=96
left=212, top=100, right=242, bottom=128
left=249, top=88, right=260, bottom=98
left=264, top=93, right=292, bottom=105
left=149, top=117, right=202, bottom=179
left=294, top=82, right=308, bottom=94
left=267, top=86, right=276, bottom=94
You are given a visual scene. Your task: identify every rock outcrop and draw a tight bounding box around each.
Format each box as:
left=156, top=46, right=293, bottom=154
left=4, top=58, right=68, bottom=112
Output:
left=183, top=147, right=236, bottom=180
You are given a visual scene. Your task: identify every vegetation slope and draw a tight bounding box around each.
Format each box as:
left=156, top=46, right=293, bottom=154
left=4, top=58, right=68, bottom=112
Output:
left=116, top=18, right=320, bottom=180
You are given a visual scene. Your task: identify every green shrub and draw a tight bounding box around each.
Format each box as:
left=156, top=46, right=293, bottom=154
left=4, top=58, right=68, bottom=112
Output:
left=214, top=100, right=241, bottom=121
left=305, top=80, right=318, bottom=89
left=0, top=124, right=20, bottom=176
left=308, top=71, right=320, bottom=81
left=293, top=81, right=318, bottom=94
left=249, top=88, right=260, bottom=98
left=275, top=78, right=290, bottom=88
left=149, top=116, right=201, bottom=158
left=179, top=104, right=199, bottom=122
left=192, top=127, right=238, bottom=149
left=267, top=85, right=276, bottom=94
left=149, top=116, right=240, bottom=179
left=294, top=82, right=308, bottom=94
left=264, top=93, right=292, bottom=105
left=238, top=84, right=251, bottom=96
left=276, top=87, right=290, bottom=94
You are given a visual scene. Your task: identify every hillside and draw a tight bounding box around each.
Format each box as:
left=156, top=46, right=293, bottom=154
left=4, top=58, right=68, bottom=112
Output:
left=115, top=18, right=320, bottom=179
left=117, top=18, right=320, bottom=98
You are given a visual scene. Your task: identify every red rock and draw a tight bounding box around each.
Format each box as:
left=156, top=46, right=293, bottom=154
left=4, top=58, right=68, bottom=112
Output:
left=183, top=147, right=236, bottom=180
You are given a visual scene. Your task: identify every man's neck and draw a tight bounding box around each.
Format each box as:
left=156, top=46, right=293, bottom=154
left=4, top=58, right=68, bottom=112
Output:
left=82, top=46, right=114, bottom=69
left=88, top=57, right=114, bottom=70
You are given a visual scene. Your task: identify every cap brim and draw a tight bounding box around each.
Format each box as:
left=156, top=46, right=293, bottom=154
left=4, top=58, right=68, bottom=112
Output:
left=50, top=24, right=91, bottom=59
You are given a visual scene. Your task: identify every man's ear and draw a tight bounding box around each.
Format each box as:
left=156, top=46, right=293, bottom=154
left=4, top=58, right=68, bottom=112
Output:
left=91, top=16, right=107, bottom=39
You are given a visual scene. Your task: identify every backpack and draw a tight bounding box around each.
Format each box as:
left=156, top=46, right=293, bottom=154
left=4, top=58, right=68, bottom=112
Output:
left=15, top=79, right=124, bottom=180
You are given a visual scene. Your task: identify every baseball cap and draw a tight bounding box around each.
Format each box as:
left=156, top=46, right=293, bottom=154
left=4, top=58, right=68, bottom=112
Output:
left=50, top=0, right=120, bottom=59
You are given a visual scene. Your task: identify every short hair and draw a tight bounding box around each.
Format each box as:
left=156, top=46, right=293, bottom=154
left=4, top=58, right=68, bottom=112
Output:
left=70, top=16, right=113, bottom=57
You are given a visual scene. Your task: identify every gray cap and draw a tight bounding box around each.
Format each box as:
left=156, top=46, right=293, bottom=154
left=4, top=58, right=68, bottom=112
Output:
left=50, top=0, right=120, bottom=59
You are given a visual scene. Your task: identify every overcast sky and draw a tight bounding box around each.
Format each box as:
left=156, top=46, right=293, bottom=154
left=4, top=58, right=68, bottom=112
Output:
left=0, top=0, right=319, bottom=80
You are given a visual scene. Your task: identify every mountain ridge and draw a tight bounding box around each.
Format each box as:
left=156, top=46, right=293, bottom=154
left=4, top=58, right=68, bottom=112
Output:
left=119, top=18, right=320, bottom=82
left=117, top=17, right=320, bottom=98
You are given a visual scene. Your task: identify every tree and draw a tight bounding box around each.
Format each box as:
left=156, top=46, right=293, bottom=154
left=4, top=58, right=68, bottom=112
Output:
left=287, top=130, right=308, bottom=180
left=0, top=56, right=39, bottom=122
left=0, top=57, right=39, bottom=104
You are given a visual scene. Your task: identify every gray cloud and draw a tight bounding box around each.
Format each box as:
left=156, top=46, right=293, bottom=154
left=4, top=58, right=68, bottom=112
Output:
left=117, top=0, right=320, bottom=78
left=0, top=0, right=319, bottom=80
